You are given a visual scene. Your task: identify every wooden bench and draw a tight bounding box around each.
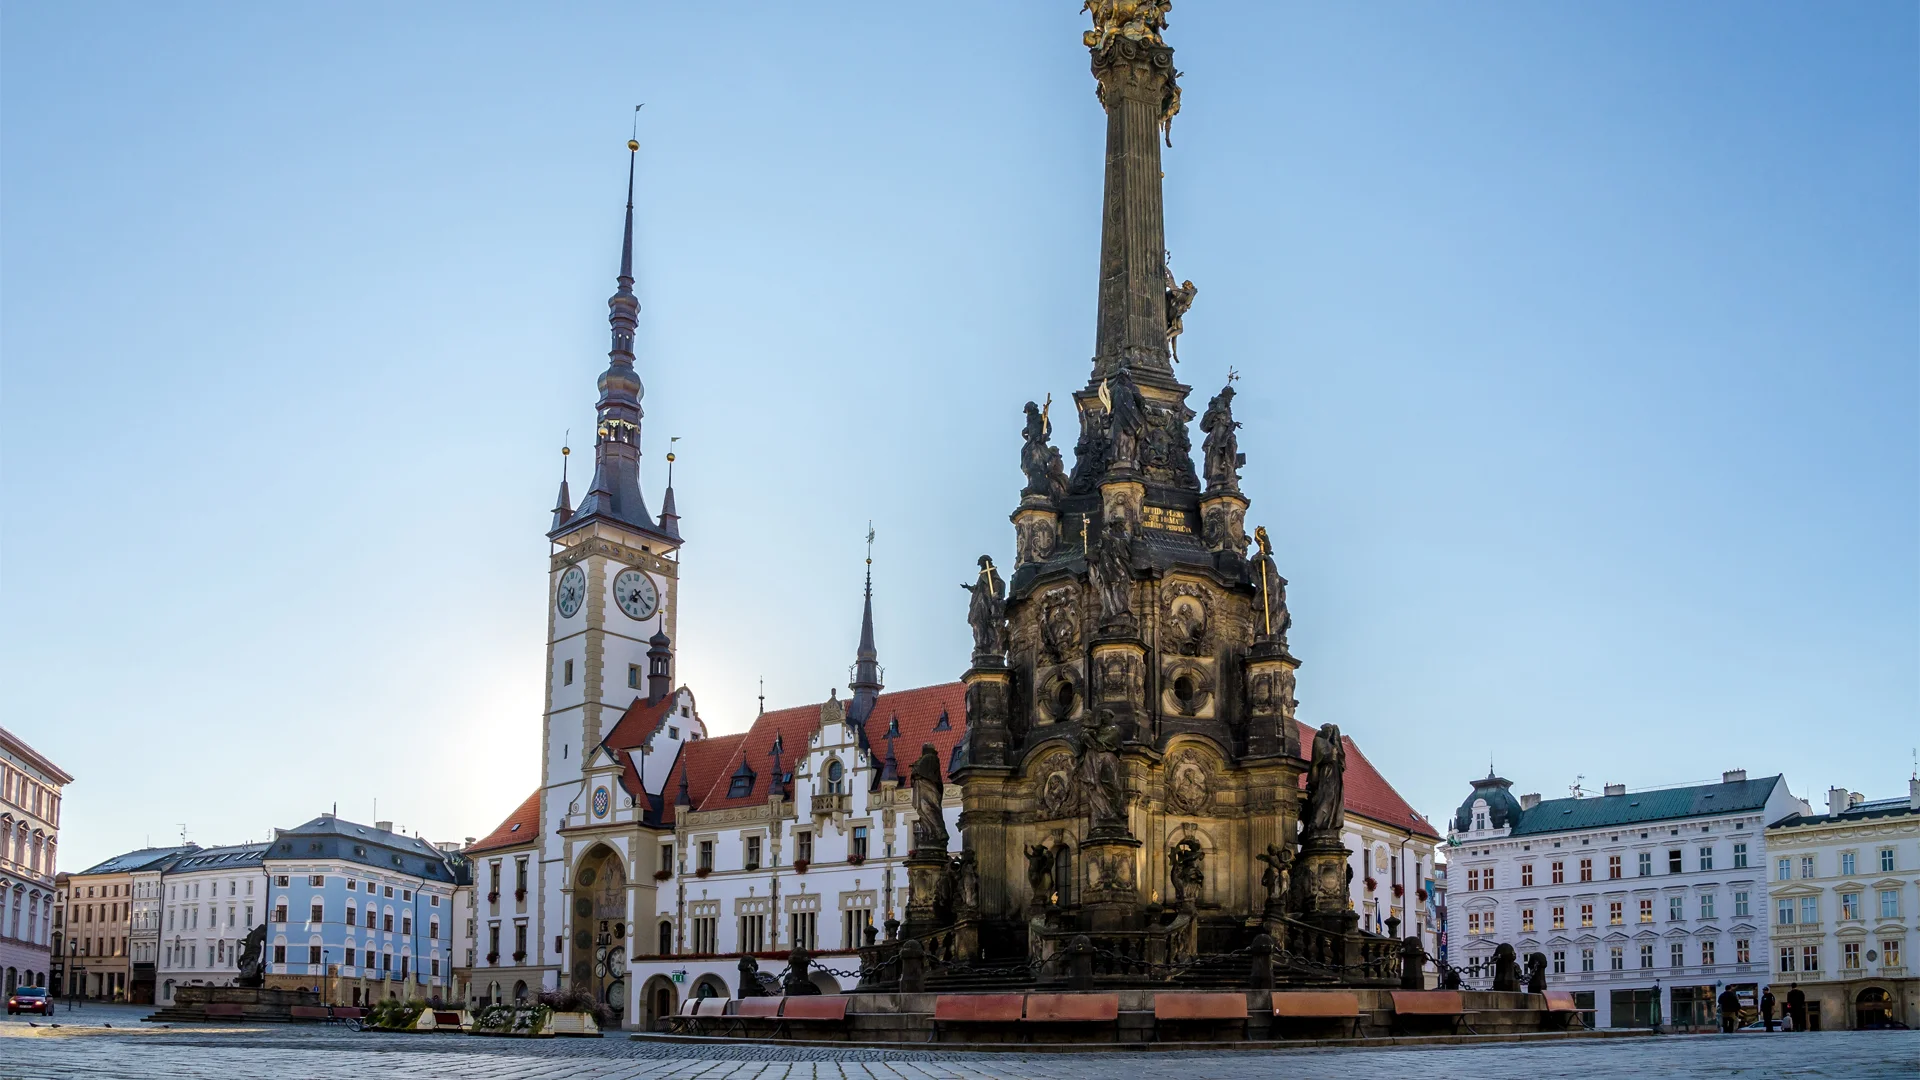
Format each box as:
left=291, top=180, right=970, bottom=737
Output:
left=1543, top=991, right=1584, bottom=1030
left=1152, top=992, right=1247, bottom=1041
left=931, top=993, right=1025, bottom=1043
left=1390, top=990, right=1469, bottom=1036
left=202, top=1003, right=246, bottom=1020
left=776, top=995, right=851, bottom=1040
left=288, top=1005, right=331, bottom=1022
left=728, top=996, right=783, bottom=1037
left=1021, top=993, right=1120, bottom=1043
left=431, top=1010, right=464, bottom=1032
left=668, top=996, right=731, bottom=1035
left=1270, top=990, right=1365, bottom=1039
left=332, top=1007, right=366, bottom=1020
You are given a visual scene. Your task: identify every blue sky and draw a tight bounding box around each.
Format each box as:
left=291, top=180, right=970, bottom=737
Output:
left=3, top=3, right=1913, bottom=870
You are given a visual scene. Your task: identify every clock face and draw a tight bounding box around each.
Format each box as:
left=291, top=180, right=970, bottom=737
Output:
left=555, top=566, right=586, bottom=619
left=613, top=568, right=659, bottom=620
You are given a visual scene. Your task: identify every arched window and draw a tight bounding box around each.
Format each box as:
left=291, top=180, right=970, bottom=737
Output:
left=513, top=979, right=528, bottom=1002
left=826, top=760, right=845, bottom=795
left=658, top=920, right=673, bottom=956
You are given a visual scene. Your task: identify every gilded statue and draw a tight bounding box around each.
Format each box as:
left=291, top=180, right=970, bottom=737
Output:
left=1249, top=525, right=1291, bottom=644
left=1198, top=381, right=1242, bottom=491
left=961, top=555, right=1008, bottom=658
left=910, top=741, right=950, bottom=851
left=1164, top=264, right=1197, bottom=362
left=1304, top=723, right=1346, bottom=837
left=1076, top=710, right=1127, bottom=831
left=1082, top=0, right=1172, bottom=50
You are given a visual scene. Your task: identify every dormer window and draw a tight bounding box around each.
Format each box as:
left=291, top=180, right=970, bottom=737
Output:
left=727, top=761, right=756, bottom=799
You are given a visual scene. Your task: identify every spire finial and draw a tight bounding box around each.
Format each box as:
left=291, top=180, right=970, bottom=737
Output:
left=849, top=523, right=884, bottom=711
left=758, top=676, right=765, bottom=717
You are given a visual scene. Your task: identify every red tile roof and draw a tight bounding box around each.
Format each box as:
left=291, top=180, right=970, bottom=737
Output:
left=660, top=731, right=747, bottom=824
left=466, top=790, right=541, bottom=855
left=602, top=693, right=676, bottom=755
left=1295, top=720, right=1439, bottom=839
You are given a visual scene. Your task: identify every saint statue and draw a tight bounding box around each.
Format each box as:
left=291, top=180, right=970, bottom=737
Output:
left=1020, top=400, right=1069, bottom=504
left=951, top=849, right=981, bottom=914
left=1198, top=382, right=1242, bottom=491
left=1088, top=520, right=1135, bottom=625
left=1101, top=371, right=1148, bottom=472
left=1249, top=525, right=1291, bottom=644
left=1168, top=837, right=1206, bottom=904
left=1164, top=265, right=1197, bottom=362
left=1076, top=710, right=1127, bottom=831
left=1024, top=843, right=1054, bottom=903
left=961, top=555, right=1008, bottom=658
left=1255, top=844, right=1293, bottom=910
left=910, top=742, right=949, bottom=851
left=1304, top=723, right=1346, bottom=837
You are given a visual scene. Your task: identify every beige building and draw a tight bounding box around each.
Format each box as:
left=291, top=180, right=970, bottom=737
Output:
left=1766, top=781, right=1920, bottom=1030
left=65, top=846, right=197, bottom=1000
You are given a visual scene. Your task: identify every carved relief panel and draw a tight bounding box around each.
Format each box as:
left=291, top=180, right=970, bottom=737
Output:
left=1032, top=661, right=1085, bottom=728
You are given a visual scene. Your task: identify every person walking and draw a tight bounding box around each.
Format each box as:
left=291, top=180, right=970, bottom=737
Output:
left=1717, top=985, right=1741, bottom=1033
left=1787, top=983, right=1808, bottom=1032
left=1761, top=987, right=1777, bottom=1032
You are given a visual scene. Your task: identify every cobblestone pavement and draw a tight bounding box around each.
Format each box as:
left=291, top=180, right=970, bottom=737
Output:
left=1, top=1013, right=1914, bottom=1079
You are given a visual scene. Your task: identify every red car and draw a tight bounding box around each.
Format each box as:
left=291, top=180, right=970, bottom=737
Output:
left=7, top=987, right=51, bottom=1015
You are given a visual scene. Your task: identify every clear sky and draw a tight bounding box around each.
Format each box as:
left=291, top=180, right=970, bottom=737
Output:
left=4, top=3, right=1914, bottom=871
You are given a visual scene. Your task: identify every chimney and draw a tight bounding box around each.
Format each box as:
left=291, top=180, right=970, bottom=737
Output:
left=1826, top=787, right=1848, bottom=817
left=375, top=820, right=394, bottom=833
left=1603, top=783, right=1626, bottom=797
left=1722, top=769, right=1747, bottom=784
left=465, top=837, right=477, bottom=847
left=1519, top=793, right=1541, bottom=811
left=1910, top=776, right=1920, bottom=812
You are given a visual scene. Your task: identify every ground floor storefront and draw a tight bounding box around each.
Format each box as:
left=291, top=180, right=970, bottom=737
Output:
left=1782, top=977, right=1919, bottom=1031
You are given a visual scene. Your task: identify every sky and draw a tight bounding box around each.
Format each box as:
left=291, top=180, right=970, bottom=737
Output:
left=3, top=2, right=1914, bottom=872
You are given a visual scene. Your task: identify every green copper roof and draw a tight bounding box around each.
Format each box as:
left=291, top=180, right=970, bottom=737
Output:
left=1510, top=775, right=1785, bottom=836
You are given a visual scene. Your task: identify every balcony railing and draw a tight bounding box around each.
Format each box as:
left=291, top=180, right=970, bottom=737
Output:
left=811, top=792, right=850, bottom=816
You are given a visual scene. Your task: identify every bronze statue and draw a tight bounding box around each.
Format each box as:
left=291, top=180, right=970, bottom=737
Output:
left=1169, top=837, right=1205, bottom=904
left=1491, top=942, right=1521, bottom=993
left=1198, top=382, right=1241, bottom=490
left=235, top=923, right=267, bottom=988
left=1304, top=723, right=1346, bottom=836
left=1100, top=371, right=1148, bottom=471
left=1525, top=951, right=1548, bottom=994
left=1020, top=400, right=1069, bottom=504
left=737, top=953, right=762, bottom=996
left=1164, top=265, right=1197, bottom=361
left=1088, top=520, right=1135, bottom=624
left=1076, top=710, right=1127, bottom=831
left=961, top=555, right=1008, bottom=658
left=1249, top=526, right=1291, bottom=644
left=910, top=742, right=949, bottom=851
left=1255, top=844, right=1292, bottom=910
left=782, top=947, right=820, bottom=995
left=1024, top=843, right=1054, bottom=902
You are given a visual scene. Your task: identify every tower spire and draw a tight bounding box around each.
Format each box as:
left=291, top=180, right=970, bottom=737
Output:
left=848, top=522, right=884, bottom=721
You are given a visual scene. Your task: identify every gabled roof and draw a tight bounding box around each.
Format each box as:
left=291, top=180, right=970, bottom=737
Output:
left=601, top=692, right=677, bottom=755
left=660, top=731, right=748, bottom=824
left=1510, top=775, right=1785, bottom=836
left=1294, top=720, right=1440, bottom=840
left=466, top=791, right=541, bottom=856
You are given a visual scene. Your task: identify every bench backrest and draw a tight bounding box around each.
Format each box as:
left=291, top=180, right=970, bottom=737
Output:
left=1272, top=991, right=1362, bottom=1018
left=1154, top=992, right=1247, bottom=1020
left=1024, top=993, right=1119, bottom=1022
left=433, top=1011, right=463, bottom=1025
left=782, top=995, right=850, bottom=1021
left=678, top=996, right=705, bottom=1016
left=1543, top=991, right=1578, bottom=1012
left=693, top=998, right=733, bottom=1018
left=288, top=1006, right=329, bottom=1019
left=736, top=997, right=783, bottom=1018
left=1391, top=990, right=1466, bottom=1016
left=935, top=994, right=1025, bottom=1023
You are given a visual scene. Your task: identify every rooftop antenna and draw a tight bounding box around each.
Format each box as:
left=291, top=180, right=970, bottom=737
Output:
left=1570, top=775, right=1587, bottom=799
left=758, top=676, right=766, bottom=717
left=178, top=823, right=189, bottom=846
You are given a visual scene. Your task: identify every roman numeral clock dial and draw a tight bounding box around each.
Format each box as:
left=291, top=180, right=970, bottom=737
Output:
left=555, top=565, right=586, bottom=618
left=613, top=568, right=658, bottom=620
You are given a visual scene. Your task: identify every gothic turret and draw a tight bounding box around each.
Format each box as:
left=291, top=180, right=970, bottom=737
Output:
left=551, top=139, right=672, bottom=543
left=847, top=535, right=885, bottom=726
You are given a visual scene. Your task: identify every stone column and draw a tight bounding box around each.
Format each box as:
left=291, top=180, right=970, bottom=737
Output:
left=1089, top=34, right=1179, bottom=381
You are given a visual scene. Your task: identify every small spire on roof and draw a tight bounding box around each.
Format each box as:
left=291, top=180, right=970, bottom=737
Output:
left=758, top=676, right=765, bottom=717
left=675, top=763, right=691, bottom=807
left=658, top=437, right=681, bottom=538
left=551, top=439, right=574, bottom=530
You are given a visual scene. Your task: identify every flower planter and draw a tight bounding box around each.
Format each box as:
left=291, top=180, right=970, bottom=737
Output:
left=1392, top=883, right=1405, bottom=898
left=512, top=952, right=527, bottom=963
left=1364, top=876, right=1378, bottom=892
left=695, top=867, right=712, bottom=878
left=468, top=1003, right=555, bottom=1038
left=486, top=952, right=500, bottom=965
left=487, top=891, right=499, bottom=904
left=847, top=855, right=866, bottom=866
left=791, top=859, right=809, bottom=874
left=546, top=1010, right=603, bottom=1038
left=652, top=869, right=671, bottom=881
left=1417, top=889, right=1429, bottom=902
left=515, top=889, right=527, bottom=902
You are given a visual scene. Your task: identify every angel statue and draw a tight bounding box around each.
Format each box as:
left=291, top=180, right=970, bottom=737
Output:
left=1164, top=264, right=1197, bottom=362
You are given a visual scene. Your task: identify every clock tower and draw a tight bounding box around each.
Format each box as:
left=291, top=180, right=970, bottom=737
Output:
left=542, top=138, right=684, bottom=799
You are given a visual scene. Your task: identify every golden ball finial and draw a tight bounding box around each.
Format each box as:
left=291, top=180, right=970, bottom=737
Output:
left=561, top=445, right=571, bottom=456
left=665, top=452, right=675, bottom=463
left=627, top=139, right=639, bottom=152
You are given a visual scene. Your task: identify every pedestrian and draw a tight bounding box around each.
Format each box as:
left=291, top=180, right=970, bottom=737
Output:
left=1787, top=983, right=1808, bottom=1032
left=1761, top=987, right=1777, bottom=1032
left=1717, top=985, right=1741, bottom=1033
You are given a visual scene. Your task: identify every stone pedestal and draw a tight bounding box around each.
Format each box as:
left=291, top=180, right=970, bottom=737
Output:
left=1100, top=477, right=1145, bottom=535
left=1198, top=490, right=1247, bottom=557
left=1089, top=637, right=1147, bottom=737
left=901, top=850, right=950, bottom=942
left=1012, top=496, right=1061, bottom=568
left=1294, top=832, right=1354, bottom=916
left=1078, top=832, right=1143, bottom=933
left=1244, top=640, right=1300, bottom=759
left=962, top=658, right=1013, bottom=767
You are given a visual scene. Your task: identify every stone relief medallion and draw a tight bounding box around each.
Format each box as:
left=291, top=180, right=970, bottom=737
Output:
left=1159, top=582, right=1213, bottom=656
left=1095, top=650, right=1137, bottom=703
left=1039, top=666, right=1082, bottom=725
left=1035, top=751, right=1076, bottom=818
left=1166, top=748, right=1212, bottom=815
left=1039, top=587, right=1079, bottom=662
left=1163, top=659, right=1215, bottom=718
left=1018, top=515, right=1058, bottom=564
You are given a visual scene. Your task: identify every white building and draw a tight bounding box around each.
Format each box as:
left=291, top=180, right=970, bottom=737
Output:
left=1448, top=769, right=1804, bottom=1029
left=156, top=843, right=267, bottom=1005
left=1764, top=779, right=1920, bottom=1030
left=2, top=724, right=72, bottom=994
left=461, top=792, right=556, bottom=1004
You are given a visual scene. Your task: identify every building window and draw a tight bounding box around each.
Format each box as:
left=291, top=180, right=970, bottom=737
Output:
left=1639, top=944, right=1654, bottom=969
left=1841, top=892, right=1861, bottom=921
left=1698, top=846, right=1714, bottom=872
left=745, top=836, right=762, bottom=871
left=1880, top=889, right=1902, bottom=919
left=1779, top=946, right=1794, bottom=973
left=365, top=908, right=376, bottom=929
left=1552, top=950, right=1566, bottom=974
left=1843, top=942, right=1861, bottom=970
left=1883, top=940, right=1901, bottom=968
left=1668, top=850, right=1682, bottom=873
left=1777, top=858, right=1791, bottom=881
left=1637, top=852, right=1652, bottom=877
left=1669, top=896, right=1683, bottom=922
left=1841, top=851, right=1856, bottom=876
left=1881, top=848, right=1897, bottom=873
left=790, top=910, right=817, bottom=951
left=1551, top=905, right=1566, bottom=930
left=310, top=903, right=323, bottom=924
left=1579, top=859, right=1593, bottom=883
left=1732, top=842, right=1747, bottom=868
left=1521, top=908, right=1535, bottom=932
left=1734, top=890, right=1750, bottom=917
left=1580, top=903, right=1594, bottom=927
left=515, top=859, right=527, bottom=894
left=826, top=760, right=845, bottom=795
left=1736, top=938, right=1750, bottom=964
left=1799, top=896, right=1818, bottom=925
left=1777, top=899, right=1794, bottom=926
left=276, top=876, right=289, bottom=887
left=1638, top=899, right=1653, bottom=924
left=563, top=659, right=574, bottom=686
left=1608, top=855, right=1622, bottom=879
left=1551, top=861, right=1564, bottom=885
left=273, top=945, right=286, bottom=964
left=1581, top=948, right=1595, bottom=973
left=843, top=907, right=873, bottom=949
left=1609, top=901, right=1623, bottom=926
left=628, top=664, right=640, bottom=689
left=308, top=945, right=321, bottom=965
left=402, top=915, right=412, bottom=935
left=1610, top=947, right=1624, bottom=971
left=1800, top=856, right=1815, bottom=879
left=1466, top=911, right=1480, bottom=935
left=1670, top=942, right=1684, bottom=968
left=851, top=826, right=869, bottom=860
left=384, top=913, right=394, bottom=932
left=1520, top=864, right=1533, bottom=887
left=740, top=914, right=764, bottom=953
left=795, top=831, right=813, bottom=863
left=273, top=905, right=288, bottom=924
left=1801, top=944, right=1819, bottom=973
left=1700, top=939, right=1715, bottom=965
left=1700, top=893, right=1715, bottom=920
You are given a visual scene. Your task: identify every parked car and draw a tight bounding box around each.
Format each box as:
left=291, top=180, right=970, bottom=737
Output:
left=7, top=987, right=51, bottom=1016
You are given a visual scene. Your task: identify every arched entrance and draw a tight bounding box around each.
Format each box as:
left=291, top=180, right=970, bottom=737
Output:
left=639, top=974, right=678, bottom=1032
left=571, top=844, right=628, bottom=1027
left=1855, top=986, right=1894, bottom=1029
